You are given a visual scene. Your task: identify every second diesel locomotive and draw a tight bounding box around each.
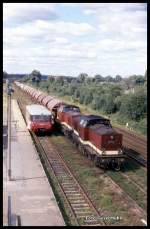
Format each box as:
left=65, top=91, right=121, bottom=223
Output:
left=14, top=81, right=125, bottom=170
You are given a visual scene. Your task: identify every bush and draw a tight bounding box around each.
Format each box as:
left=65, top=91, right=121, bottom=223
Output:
left=120, top=93, right=146, bottom=121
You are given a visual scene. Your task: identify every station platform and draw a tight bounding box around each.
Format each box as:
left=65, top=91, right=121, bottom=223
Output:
left=3, top=96, right=65, bottom=226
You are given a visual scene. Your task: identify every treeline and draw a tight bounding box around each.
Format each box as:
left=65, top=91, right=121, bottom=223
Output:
left=23, top=71, right=147, bottom=135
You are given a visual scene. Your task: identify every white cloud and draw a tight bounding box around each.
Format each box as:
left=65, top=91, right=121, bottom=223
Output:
left=3, top=3, right=58, bottom=24
left=4, top=20, right=94, bottom=48
left=3, top=3, right=147, bottom=76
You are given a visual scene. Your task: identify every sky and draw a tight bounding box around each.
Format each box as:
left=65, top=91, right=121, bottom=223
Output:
left=3, top=3, right=147, bottom=77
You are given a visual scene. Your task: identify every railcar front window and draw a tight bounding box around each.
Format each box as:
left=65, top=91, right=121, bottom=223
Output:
left=32, top=115, right=50, bottom=122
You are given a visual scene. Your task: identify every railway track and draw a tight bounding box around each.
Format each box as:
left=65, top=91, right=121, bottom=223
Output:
left=124, top=148, right=147, bottom=168
left=32, top=135, right=106, bottom=226
left=119, top=172, right=147, bottom=195
left=115, top=126, right=147, bottom=161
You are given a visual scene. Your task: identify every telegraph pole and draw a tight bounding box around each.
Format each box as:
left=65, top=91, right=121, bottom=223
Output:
left=7, top=81, right=14, bottom=181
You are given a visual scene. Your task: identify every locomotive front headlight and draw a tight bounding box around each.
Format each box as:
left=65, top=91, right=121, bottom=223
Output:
left=110, top=135, right=114, bottom=140
left=118, top=149, right=122, bottom=154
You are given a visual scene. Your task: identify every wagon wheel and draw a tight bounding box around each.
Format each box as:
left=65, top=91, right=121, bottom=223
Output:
left=111, top=161, right=121, bottom=171
left=81, top=146, right=85, bottom=155
left=114, top=163, right=121, bottom=171
left=72, top=136, right=75, bottom=144
left=83, top=147, right=87, bottom=156
left=78, top=143, right=82, bottom=152
left=94, top=156, right=99, bottom=167
left=90, top=154, right=95, bottom=161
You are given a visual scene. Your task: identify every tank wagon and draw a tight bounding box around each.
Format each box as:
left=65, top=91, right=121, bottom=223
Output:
left=14, top=81, right=125, bottom=170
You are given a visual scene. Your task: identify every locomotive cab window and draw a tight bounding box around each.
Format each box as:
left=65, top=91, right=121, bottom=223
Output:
left=63, top=107, right=72, bottom=112
left=72, top=107, right=80, bottom=112
left=80, top=119, right=88, bottom=127
left=80, top=119, right=85, bottom=126
left=63, top=106, right=80, bottom=112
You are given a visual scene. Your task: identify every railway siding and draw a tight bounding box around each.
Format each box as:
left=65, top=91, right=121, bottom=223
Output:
left=114, top=126, right=147, bottom=160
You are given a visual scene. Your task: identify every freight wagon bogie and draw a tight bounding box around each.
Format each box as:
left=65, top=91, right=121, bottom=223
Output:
left=79, top=143, right=124, bottom=171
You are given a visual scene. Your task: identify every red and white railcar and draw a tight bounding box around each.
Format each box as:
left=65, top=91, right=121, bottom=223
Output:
left=26, top=104, right=53, bottom=133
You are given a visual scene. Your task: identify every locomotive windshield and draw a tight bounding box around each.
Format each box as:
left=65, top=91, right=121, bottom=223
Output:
left=80, top=118, right=111, bottom=127
left=31, top=115, right=50, bottom=122
left=63, top=106, right=80, bottom=112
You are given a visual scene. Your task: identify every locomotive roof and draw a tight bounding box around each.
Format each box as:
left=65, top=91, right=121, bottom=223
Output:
left=89, top=124, right=117, bottom=135
left=26, top=104, right=52, bottom=115
left=80, top=115, right=109, bottom=121
left=63, top=104, right=80, bottom=109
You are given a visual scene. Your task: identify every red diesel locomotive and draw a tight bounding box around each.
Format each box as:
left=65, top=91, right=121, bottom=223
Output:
left=57, top=105, right=124, bottom=170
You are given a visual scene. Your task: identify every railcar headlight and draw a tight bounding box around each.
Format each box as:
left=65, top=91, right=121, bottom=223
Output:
left=102, top=150, right=106, bottom=155
left=110, top=135, right=114, bottom=140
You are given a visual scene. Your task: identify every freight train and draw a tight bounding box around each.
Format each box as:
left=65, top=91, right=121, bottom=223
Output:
left=14, top=81, right=125, bottom=170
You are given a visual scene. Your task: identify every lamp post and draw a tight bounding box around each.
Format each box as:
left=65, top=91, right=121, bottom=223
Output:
left=7, top=82, right=14, bottom=181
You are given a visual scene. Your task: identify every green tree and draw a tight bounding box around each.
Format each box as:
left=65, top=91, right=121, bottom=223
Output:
left=94, top=74, right=104, bottom=82
left=30, top=70, right=41, bottom=82
left=103, top=95, right=116, bottom=114
left=55, top=76, right=64, bottom=86
left=74, top=89, right=80, bottom=98
left=115, top=75, right=122, bottom=82
left=135, top=75, right=145, bottom=85
left=78, top=73, right=88, bottom=83
left=84, top=91, right=93, bottom=105
left=114, top=96, right=122, bottom=111
left=48, top=76, right=55, bottom=84
left=120, top=92, right=147, bottom=121
left=105, top=75, right=115, bottom=82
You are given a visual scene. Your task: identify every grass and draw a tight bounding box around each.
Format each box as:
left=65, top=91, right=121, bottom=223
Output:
left=106, top=170, right=147, bottom=210
left=122, top=160, right=147, bottom=186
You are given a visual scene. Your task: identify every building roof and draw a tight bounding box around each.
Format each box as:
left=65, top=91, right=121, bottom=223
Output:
left=26, top=104, right=52, bottom=116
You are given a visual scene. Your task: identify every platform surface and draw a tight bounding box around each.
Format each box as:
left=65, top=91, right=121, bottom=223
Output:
left=3, top=96, right=65, bottom=226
